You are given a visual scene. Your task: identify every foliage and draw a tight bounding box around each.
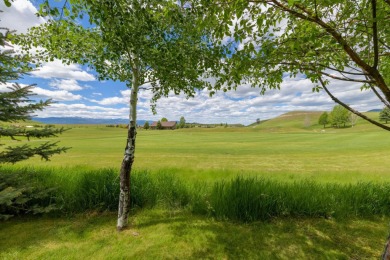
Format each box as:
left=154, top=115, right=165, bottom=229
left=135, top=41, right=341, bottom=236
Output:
left=17, top=0, right=224, bottom=229
left=318, top=112, right=329, bottom=128
left=0, top=25, right=67, bottom=220
left=156, top=120, right=162, bottom=130
left=0, top=27, right=68, bottom=164
left=18, top=0, right=223, bottom=110
left=161, top=118, right=168, bottom=122
left=203, top=0, right=390, bottom=131
left=179, top=116, right=186, bottom=128
left=0, top=28, right=31, bottom=84
left=379, top=107, right=390, bottom=123
left=329, top=105, right=350, bottom=128
left=0, top=169, right=57, bottom=220
left=143, top=121, right=150, bottom=130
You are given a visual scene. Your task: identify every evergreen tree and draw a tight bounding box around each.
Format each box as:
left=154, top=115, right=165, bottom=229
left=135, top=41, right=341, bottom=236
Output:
left=0, top=27, right=68, bottom=164
left=379, top=107, right=390, bottom=124
left=143, top=121, right=150, bottom=130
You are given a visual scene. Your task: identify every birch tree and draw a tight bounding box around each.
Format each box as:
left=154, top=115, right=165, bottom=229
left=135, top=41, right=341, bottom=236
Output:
left=17, top=0, right=222, bottom=230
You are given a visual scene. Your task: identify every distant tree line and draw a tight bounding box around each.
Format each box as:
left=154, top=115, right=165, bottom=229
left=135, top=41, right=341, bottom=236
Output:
left=318, top=105, right=353, bottom=128
left=319, top=105, right=390, bottom=128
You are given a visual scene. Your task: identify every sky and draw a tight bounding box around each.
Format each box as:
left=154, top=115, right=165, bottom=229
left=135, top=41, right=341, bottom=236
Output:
left=0, top=0, right=383, bottom=125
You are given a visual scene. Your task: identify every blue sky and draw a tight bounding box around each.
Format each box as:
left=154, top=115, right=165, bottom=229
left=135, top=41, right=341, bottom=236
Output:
left=0, top=0, right=383, bottom=125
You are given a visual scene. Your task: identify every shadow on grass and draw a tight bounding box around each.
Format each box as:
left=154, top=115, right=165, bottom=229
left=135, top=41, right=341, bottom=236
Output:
left=0, top=211, right=388, bottom=259
left=136, top=212, right=388, bottom=259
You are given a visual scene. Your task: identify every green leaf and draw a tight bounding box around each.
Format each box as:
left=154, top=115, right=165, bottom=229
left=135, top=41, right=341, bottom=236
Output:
left=3, top=0, right=11, bottom=7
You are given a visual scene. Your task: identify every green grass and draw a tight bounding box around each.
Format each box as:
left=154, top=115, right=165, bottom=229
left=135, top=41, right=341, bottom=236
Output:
left=3, top=167, right=390, bottom=221
left=2, top=116, right=390, bottom=183
left=0, top=210, right=388, bottom=259
left=2, top=112, right=390, bottom=258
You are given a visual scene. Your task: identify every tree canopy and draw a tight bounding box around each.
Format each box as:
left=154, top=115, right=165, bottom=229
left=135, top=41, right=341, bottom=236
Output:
left=318, top=112, right=329, bottom=128
left=329, top=105, right=350, bottom=128
left=203, top=0, right=390, bottom=131
left=16, top=0, right=224, bottom=230
left=179, top=116, right=186, bottom=128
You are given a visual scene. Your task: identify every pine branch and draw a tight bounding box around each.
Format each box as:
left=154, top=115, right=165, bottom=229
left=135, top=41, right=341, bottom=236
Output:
left=0, top=83, right=53, bottom=122
left=0, top=126, right=68, bottom=141
left=0, top=24, right=69, bottom=164
left=0, top=142, right=70, bottom=164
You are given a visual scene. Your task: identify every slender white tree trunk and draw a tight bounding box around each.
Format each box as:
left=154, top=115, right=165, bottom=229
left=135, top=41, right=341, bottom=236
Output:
left=117, top=69, right=139, bottom=231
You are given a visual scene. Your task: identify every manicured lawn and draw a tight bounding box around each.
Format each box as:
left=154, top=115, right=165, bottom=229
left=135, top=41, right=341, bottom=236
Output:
left=0, top=210, right=388, bottom=259
left=4, top=122, right=390, bottom=183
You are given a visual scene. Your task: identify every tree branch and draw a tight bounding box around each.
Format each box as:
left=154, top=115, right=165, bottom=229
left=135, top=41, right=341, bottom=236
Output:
left=370, top=85, right=390, bottom=109
left=319, top=77, right=390, bottom=131
left=371, top=0, right=379, bottom=68
left=265, top=0, right=390, bottom=103
left=320, top=71, right=373, bottom=84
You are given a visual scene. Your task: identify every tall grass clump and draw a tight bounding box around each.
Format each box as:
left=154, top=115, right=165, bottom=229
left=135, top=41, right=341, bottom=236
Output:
left=0, top=166, right=193, bottom=216
left=2, top=166, right=390, bottom=221
left=208, top=177, right=390, bottom=221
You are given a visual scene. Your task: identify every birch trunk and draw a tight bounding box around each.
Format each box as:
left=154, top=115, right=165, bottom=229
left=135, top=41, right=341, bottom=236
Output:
left=117, top=72, right=139, bottom=231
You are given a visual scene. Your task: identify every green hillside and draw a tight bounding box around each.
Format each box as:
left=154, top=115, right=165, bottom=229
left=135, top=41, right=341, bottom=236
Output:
left=250, top=111, right=382, bottom=132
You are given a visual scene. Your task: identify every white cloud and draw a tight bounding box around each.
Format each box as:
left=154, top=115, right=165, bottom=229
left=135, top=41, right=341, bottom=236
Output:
left=0, top=82, right=17, bottom=91
left=35, top=103, right=129, bottom=119
left=84, top=73, right=384, bottom=124
left=0, top=0, right=45, bottom=33
left=93, top=89, right=131, bottom=105
left=49, top=79, right=83, bottom=91
left=31, top=60, right=95, bottom=81
left=98, top=96, right=127, bottom=105
left=33, top=87, right=82, bottom=101
left=0, top=82, right=82, bottom=102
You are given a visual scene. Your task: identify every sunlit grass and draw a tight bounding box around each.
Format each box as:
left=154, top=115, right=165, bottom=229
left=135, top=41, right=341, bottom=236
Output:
left=2, top=112, right=390, bottom=258
left=0, top=210, right=388, bottom=259
left=2, top=120, right=390, bottom=183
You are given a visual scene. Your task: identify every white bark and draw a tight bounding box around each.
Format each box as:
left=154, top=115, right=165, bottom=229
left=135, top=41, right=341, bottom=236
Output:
left=117, top=61, right=139, bottom=231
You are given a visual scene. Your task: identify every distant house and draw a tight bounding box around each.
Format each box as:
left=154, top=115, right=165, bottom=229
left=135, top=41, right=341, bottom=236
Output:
left=150, top=121, right=177, bottom=130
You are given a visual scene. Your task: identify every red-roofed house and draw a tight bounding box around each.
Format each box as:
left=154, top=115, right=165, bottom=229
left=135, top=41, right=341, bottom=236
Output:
left=150, top=121, right=177, bottom=130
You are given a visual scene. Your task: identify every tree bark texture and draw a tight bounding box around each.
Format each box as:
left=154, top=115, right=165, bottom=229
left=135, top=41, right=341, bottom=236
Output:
left=117, top=71, right=139, bottom=231
left=117, top=124, right=136, bottom=231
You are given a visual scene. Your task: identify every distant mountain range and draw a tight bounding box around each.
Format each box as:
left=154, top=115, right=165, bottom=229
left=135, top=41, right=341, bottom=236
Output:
left=34, top=117, right=151, bottom=125
left=367, top=109, right=382, bottom=112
